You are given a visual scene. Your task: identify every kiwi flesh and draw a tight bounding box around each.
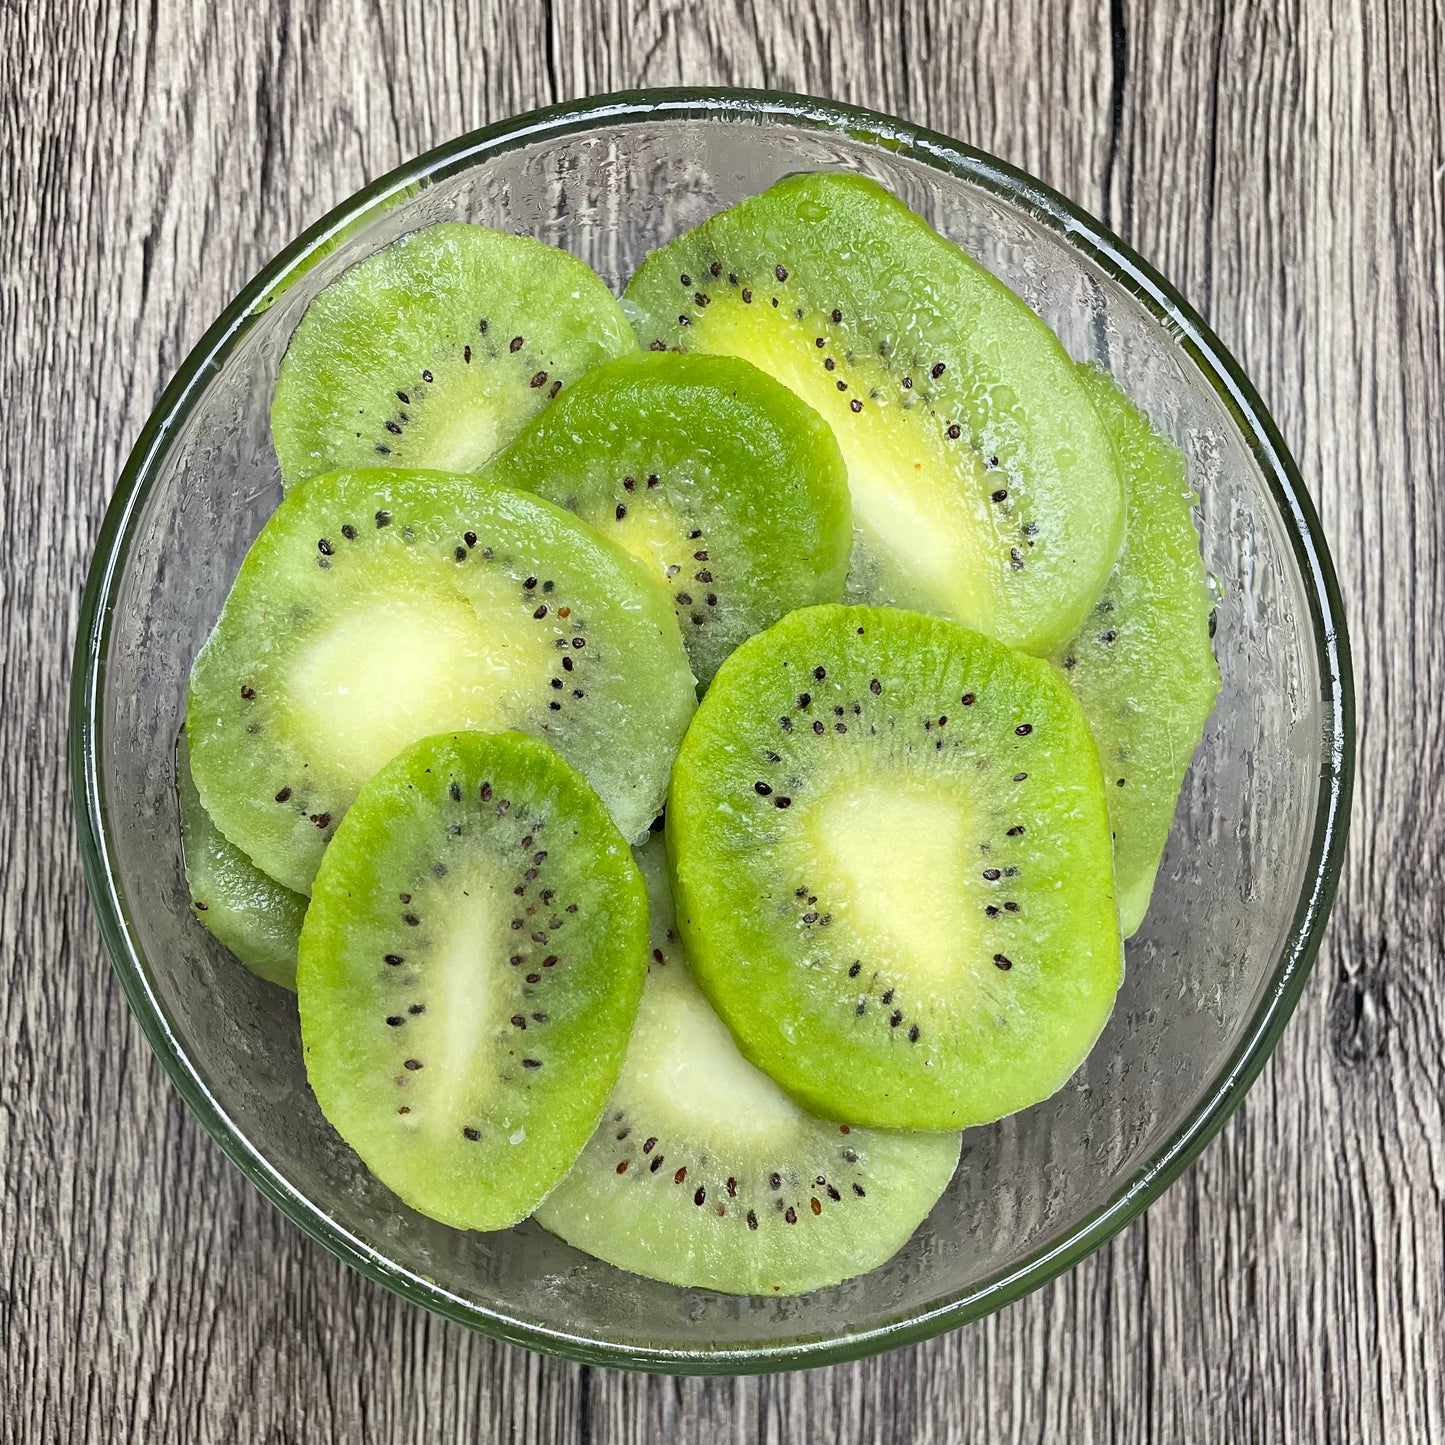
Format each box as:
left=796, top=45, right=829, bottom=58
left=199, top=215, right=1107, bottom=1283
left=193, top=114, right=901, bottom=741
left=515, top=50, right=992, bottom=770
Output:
left=271, top=223, right=636, bottom=486
left=667, top=604, right=1122, bottom=1131
left=176, top=733, right=305, bottom=991
left=624, top=172, right=1124, bottom=656
left=1055, top=367, right=1221, bottom=936
left=298, top=730, right=648, bottom=1231
left=535, top=839, right=960, bottom=1294
left=481, top=351, right=852, bottom=687
left=187, top=468, right=696, bottom=895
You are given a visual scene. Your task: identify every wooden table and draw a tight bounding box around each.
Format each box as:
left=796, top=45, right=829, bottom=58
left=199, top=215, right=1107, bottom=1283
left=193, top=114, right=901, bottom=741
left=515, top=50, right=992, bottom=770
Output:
left=4, top=2, right=1441, bottom=1440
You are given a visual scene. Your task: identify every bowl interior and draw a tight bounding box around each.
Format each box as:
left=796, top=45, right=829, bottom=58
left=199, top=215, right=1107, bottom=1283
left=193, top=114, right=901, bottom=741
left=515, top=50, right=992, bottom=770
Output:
left=78, top=102, right=1340, bottom=1368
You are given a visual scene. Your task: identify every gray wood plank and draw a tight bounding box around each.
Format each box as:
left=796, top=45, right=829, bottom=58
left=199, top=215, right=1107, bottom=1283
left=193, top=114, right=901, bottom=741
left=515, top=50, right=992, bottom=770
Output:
left=2, top=0, right=1441, bottom=1441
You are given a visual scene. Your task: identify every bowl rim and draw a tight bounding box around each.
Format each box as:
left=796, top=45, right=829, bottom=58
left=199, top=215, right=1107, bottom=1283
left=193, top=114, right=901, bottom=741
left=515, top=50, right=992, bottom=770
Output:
left=69, top=86, right=1355, bottom=1374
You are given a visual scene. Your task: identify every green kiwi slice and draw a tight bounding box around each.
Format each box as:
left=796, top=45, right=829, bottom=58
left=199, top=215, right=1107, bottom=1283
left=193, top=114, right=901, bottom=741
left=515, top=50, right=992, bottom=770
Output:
left=1055, top=367, right=1221, bottom=936
left=187, top=468, right=696, bottom=895
left=271, top=223, right=636, bottom=485
left=298, top=730, right=648, bottom=1230
left=667, top=604, right=1123, bottom=1131
left=535, top=839, right=960, bottom=1294
left=624, top=172, right=1124, bottom=655
left=481, top=351, right=851, bottom=686
left=176, top=733, right=304, bottom=991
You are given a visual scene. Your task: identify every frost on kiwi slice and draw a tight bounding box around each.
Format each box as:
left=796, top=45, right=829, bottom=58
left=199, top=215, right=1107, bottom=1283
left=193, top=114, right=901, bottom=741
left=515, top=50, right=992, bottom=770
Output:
left=667, top=604, right=1123, bottom=1131
left=624, top=172, right=1125, bottom=656
left=482, top=351, right=851, bottom=687
left=186, top=468, right=696, bottom=896
left=535, top=839, right=960, bottom=1294
left=298, top=730, right=648, bottom=1230
left=176, top=732, right=304, bottom=991
left=271, top=223, right=636, bottom=486
left=1054, top=367, right=1221, bottom=936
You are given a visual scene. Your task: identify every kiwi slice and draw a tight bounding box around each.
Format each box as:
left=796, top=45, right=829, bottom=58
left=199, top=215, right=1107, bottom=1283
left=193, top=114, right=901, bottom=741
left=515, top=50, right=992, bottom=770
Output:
left=482, top=351, right=851, bottom=686
left=667, top=604, right=1122, bottom=1131
left=272, top=223, right=636, bottom=485
left=187, top=468, right=696, bottom=895
left=535, top=839, right=960, bottom=1294
left=176, top=733, right=304, bottom=991
left=1055, top=368, right=1221, bottom=936
left=298, top=730, right=648, bottom=1230
left=624, top=172, right=1124, bottom=655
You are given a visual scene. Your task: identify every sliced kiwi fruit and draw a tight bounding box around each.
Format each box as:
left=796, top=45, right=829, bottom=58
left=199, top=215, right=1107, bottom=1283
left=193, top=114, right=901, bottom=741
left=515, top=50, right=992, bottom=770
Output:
left=176, top=732, right=304, bottom=991
left=1054, top=367, right=1221, bottom=936
left=187, top=468, right=696, bottom=895
left=298, top=730, right=648, bottom=1230
left=535, top=839, right=960, bottom=1294
left=624, top=172, right=1124, bottom=655
left=667, top=604, right=1122, bottom=1131
left=481, top=351, right=852, bottom=687
left=272, top=223, right=636, bottom=485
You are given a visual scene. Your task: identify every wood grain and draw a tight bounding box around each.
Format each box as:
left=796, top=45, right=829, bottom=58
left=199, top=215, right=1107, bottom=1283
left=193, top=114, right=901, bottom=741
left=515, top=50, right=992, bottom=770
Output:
left=3, top=0, right=1442, bottom=1440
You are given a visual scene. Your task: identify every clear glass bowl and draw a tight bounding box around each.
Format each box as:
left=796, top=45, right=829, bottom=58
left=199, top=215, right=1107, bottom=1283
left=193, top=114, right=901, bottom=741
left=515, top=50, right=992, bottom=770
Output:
left=70, top=90, right=1354, bottom=1373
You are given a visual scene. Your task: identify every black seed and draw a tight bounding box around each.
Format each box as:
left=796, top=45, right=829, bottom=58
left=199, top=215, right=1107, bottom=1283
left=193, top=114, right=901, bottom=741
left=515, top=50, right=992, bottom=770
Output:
left=747, top=1209, right=759, bottom=1230
left=848, top=962, right=861, bottom=978
left=1014, top=771, right=1028, bottom=782
left=463, top=346, right=472, bottom=363
left=240, top=684, right=255, bottom=700
left=890, top=1010, right=903, bottom=1027
left=908, top=1024, right=920, bottom=1043
left=984, top=868, right=1002, bottom=881
left=693, top=293, right=708, bottom=307
left=525, top=972, right=540, bottom=983
left=931, top=361, right=946, bottom=379
left=512, top=1015, right=527, bottom=1028
left=836, top=379, right=847, bottom=392
left=615, top=503, right=627, bottom=521
left=317, top=538, right=333, bottom=556
left=522, top=1058, right=542, bottom=1069
left=679, top=273, right=692, bottom=286
left=947, top=423, right=961, bottom=439
left=850, top=398, right=863, bottom=412
left=385, top=419, right=403, bottom=435
left=341, top=524, right=357, bottom=540
left=813, top=720, right=825, bottom=735
left=678, top=315, right=691, bottom=326
left=650, top=338, right=667, bottom=351
left=274, top=786, right=291, bottom=803
left=1010, top=548, right=1025, bottom=570
left=463, top=1127, right=480, bottom=1140
left=802, top=911, right=818, bottom=924
left=994, top=953, right=1013, bottom=970
left=902, top=376, right=913, bottom=388
left=551, top=678, right=563, bottom=690
left=561, top=656, right=573, bottom=672
left=1005, top=902, right=1020, bottom=913
left=769, top=1172, right=782, bottom=1190
left=449, top=781, right=462, bottom=801
left=480, top=782, right=493, bottom=801
left=403, top=913, right=419, bottom=927
left=479, top=319, right=488, bottom=334
left=532, top=1012, right=547, bottom=1022
left=693, top=1186, right=706, bottom=1206
left=651, top=1156, right=664, bottom=1172
left=422, top=370, right=433, bottom=382
left=710, top=262, right=722, bottom=277
left=404, top=1059, right=422, bottom=1071
left=648, top=474, right=660, bottom=487
left=798, top=692, right=811, bottom=708
left=311, top=812, right=331, bottom=829
left=779, top=716, right=793, bottom=732
left=1007, top=825, right=1025, bottom=836
left=549, top=379, right=562, bottom=398
left=881, top=988, right=894, bottom=1004
left=986, top=905, right=1000, bottom=917
left=385, top=954, right=403, bottom=966
left=1117, top=777, right=1128, bottom=787
left=869, top=678, right=881, bottom=695
left=1016, top=723, right=1033, bottom=736
left=755, top=782, right=773, bottom=796
left=856, top=1001, right=866, bottom=1016
left=824, top=357, right=836, bottom=371
left=775, top=264, right=788, bottom=281
left=853, top=1183, right=866, bottom=1197
left=676, top=592, right=692, bottom=606
left=992, top=488, right=1009, bottom=503
left=529, top=370, right=548, bottom=388
left=831, top=309, right=842, bottom=323
left=455, top=546, right=467, bottom=561
left=742, top=288, right=753, bottom=303
left=785, top=1206, right=797, bottom=1223
left=386, top=1016, right=404, bottom=1027
left=533, top=604, right=548, bottom=619
left=396, top=391, right=410, bottom=405
left=1100, top=628, right=1118, bottom=644
left=543, top=954, right=558, bottom=967
left=509, top=336, right=524, bottom=352
left=572, top=637, right=585, bottom=649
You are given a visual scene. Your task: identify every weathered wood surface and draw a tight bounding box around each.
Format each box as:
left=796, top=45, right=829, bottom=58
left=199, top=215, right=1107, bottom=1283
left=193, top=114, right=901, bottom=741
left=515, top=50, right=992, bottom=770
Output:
left=2, top=1, right=1441, bottom=1440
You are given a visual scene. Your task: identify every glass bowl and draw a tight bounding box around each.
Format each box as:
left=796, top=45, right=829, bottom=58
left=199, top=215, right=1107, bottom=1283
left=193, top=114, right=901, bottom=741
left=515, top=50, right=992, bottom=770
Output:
left=70, top=90, right=1353, bottom=1373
